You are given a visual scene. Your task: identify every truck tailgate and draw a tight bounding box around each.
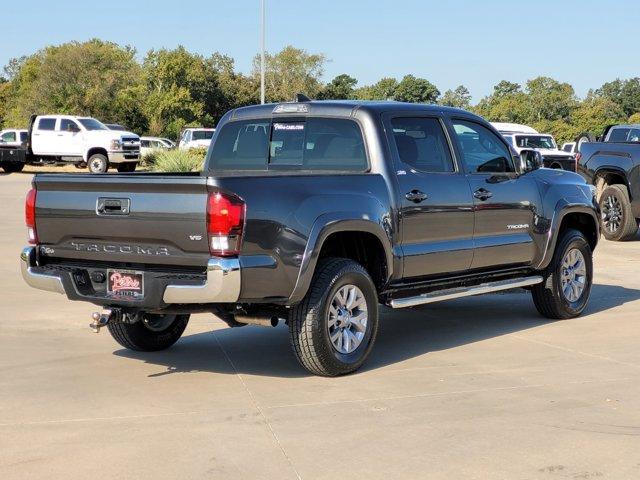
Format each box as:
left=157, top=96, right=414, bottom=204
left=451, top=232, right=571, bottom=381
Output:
left=33, top=174, right=211, bottom=267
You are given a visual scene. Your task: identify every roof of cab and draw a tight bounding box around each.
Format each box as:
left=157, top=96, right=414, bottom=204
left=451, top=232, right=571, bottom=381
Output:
left=228, top=100, right=479, bottom=121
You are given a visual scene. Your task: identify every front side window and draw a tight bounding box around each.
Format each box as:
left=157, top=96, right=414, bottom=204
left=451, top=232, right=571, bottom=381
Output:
left=38, top=118, right=56, bottom=131
left=77, top=118, right=107, bottom=131
left=628, top=129, right=640, bottom=142
left=390, top=117, right=454, bottom=173
left=192, top=130, right=214, bottom=141
left=19, top=132, right=28, bottom=142
left=1, top=131, right=16, bottom=142
left=608, top=128, right=630, bottom=142
left=59, top=119, right=79, bottom=132
left=452, top=120, right=515, bottom=174
left=209, top=118, right=367, bottom=171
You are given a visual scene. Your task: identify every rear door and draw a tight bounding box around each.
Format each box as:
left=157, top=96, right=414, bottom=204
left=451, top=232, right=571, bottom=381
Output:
left=384, top=114, right=474, bottom=278
left=448, top=118, right=541, bottom=269
left=31, top=117, right=59, bottom=155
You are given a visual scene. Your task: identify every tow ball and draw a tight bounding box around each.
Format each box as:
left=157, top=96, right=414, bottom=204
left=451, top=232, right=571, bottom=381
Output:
left=90, top=309, right=114, bottom=333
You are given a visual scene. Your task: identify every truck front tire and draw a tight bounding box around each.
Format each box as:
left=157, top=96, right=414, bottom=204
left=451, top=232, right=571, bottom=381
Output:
left=107, top=313, right=189, bottom=351
left=289, top=258, right=379, bottom=377
left=531, top=229, right=593, bottom=319
left=599, top=184, right=638, bottom=241
left=88, top=153, right=109, bottom=174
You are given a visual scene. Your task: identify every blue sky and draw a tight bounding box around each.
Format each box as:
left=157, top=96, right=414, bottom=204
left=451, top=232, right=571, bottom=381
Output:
left=3, top=0, right=638, bottom=101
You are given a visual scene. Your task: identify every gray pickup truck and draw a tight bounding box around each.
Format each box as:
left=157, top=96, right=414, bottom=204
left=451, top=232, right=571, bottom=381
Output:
left=578, top=124, right=640, bottom=241
left=21, top=101, right=600, bottom=376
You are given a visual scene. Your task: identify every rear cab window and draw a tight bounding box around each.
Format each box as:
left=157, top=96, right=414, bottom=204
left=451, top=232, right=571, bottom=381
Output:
left=208, top=117, right=367, bottom=172
left=37, top=118, right=57, bottom=131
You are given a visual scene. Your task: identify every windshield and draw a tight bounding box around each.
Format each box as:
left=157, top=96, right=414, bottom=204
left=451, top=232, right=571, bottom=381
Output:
left=78, top=118, right=108, bottom=131
left=515, top=135, right=556, bottom=149
left=192, top=130, right=214, bottom=141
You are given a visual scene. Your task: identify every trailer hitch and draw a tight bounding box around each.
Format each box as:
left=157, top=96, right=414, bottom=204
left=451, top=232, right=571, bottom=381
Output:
left=89, top=308, right=119, bottom=333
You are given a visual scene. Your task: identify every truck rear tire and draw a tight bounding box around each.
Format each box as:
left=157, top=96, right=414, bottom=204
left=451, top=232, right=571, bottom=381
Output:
left=117, top=162, right=137, bottom=173
left=599, top=184, right=638, bottom=241
left=88, top=153, right=109, bottom=174
left=531, top=229, right=593, bottom=319
left=289, top=258, right=379, bottom=377
left=107, top=313, right=189, bottom=351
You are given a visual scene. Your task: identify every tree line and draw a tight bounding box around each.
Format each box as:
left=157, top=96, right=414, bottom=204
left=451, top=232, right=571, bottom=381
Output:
left=1, top=39, right=639, bottom=143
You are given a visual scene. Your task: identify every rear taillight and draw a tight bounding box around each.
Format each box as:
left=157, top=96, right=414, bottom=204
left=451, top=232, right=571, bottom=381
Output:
left=207, top=192, right=245, bottom=257
left=25, top=188, right=37, bottom=244
left=575, top=153, right=582, bottom=172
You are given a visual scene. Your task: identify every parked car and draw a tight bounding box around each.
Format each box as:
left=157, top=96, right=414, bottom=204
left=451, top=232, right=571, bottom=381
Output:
left=22, top=115, right=141, bottom=173
left=178, top=127, right=215, bottom=150
left=140, top=136, right=173, bottom=157
left=577, top=123, right=640, bottom=241
left=0, top=129, right=28, bottom=173
left=20, top=101, right=599, bottom=376
left=160, top=138, right=176, bottom=149
left=493, top=123, right=576, bottom=171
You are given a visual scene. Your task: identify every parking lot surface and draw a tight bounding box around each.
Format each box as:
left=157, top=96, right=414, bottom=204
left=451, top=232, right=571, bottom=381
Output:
left=1, top=172, right=640, bottom=479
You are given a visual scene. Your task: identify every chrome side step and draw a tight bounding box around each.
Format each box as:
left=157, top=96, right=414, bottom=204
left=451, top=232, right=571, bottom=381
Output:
left=388, top=276, right=544, bottom=309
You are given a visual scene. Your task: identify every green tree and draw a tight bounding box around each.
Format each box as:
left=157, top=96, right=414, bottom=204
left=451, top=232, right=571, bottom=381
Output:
left=440, top=85, right=471, bottom=109
left=319, top=74, right=358, bottom=100
left=252, top=45, right=326, bottom=102
left=474, top=81, right=528, bottom=123
left=595, top=78, right=640, bottom=117
left=4, top=39, right=142, bottom=128
left=524, top=76, right=577, bottom=122
left=394, top=75, right=440, bottom=103
left=356, top=77, right=398, bottom=100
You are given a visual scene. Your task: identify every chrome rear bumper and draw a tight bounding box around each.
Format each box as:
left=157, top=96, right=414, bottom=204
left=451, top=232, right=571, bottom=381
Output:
left=20, top=247, right=65, bottom=294
left=20, top=247, right=240, bottom=304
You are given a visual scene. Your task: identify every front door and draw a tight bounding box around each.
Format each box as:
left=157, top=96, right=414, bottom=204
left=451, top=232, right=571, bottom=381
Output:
left=386, top=115, right=475, bottom=279
left=58, top=118, right=83, bottom=156
left=448, top=118, right=542, bottom=269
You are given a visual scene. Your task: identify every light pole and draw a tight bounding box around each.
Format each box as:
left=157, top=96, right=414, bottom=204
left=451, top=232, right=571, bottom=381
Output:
left=260, top=0, right=266, bottom=104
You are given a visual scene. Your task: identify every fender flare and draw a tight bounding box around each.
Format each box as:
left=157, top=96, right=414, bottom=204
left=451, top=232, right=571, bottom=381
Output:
left=537, top=199, right=600, bottom=270
left=287, top=212, right=394, bottom=304
left=593, top=166, right=631, bottom=198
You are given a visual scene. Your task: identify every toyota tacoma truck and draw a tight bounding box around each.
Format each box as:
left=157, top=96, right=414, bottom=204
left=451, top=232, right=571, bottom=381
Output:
left=20, top=101, right=599, bottom=376
left=577, top=123, right=640, bottom=241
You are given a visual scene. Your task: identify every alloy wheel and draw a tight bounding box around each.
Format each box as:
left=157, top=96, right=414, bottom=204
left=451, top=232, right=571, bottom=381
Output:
left=327, top=284, right=368, bottom=354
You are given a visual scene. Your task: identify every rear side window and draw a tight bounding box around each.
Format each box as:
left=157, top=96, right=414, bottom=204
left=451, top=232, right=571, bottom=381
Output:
left=209, top=118, right=367, bottom=171
left=608, top=128, right=630, bottom=142
left=38, top=118, right=56, bottom=131
left=390, top=117, right=454, bottom=173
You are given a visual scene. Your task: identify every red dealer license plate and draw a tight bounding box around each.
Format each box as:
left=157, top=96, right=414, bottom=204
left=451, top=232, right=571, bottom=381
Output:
left=107, top=269, right=144, bottom=299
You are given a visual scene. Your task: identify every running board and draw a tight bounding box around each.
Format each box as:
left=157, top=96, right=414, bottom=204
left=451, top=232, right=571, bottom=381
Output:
left=388, top=276, right=544, bottom=309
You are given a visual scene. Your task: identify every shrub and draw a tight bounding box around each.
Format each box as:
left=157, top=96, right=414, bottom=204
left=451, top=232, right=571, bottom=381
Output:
left=141, top=150, right=160, bottom=168
left=189, top=146, right=209, bottom=159
left=152, top=149, right=204, bottom=172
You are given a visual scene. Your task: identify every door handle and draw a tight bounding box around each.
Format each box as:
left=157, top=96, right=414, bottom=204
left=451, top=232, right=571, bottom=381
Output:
left=473, top=188, right=493, bottom=201
left=405, top=189, right=428, bottom=203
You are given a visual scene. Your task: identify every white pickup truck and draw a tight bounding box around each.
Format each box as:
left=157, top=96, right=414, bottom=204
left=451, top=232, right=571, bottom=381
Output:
left=178, top=127, right=215, bottom=150
left=30, top=115, right=141, bottom=173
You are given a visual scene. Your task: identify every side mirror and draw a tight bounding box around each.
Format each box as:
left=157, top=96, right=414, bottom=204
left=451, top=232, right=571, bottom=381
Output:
left=67, top=124, right=79, bottom=133
left=519, top=149, right=543, bottom=172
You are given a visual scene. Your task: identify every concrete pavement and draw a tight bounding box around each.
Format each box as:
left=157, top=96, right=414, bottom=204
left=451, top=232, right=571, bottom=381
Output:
left=1, top=172, right=640, bottom=479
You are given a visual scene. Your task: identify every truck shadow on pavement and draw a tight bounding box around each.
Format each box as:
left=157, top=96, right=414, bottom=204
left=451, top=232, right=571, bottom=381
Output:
left=113, top=283, right=640, bottom=378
